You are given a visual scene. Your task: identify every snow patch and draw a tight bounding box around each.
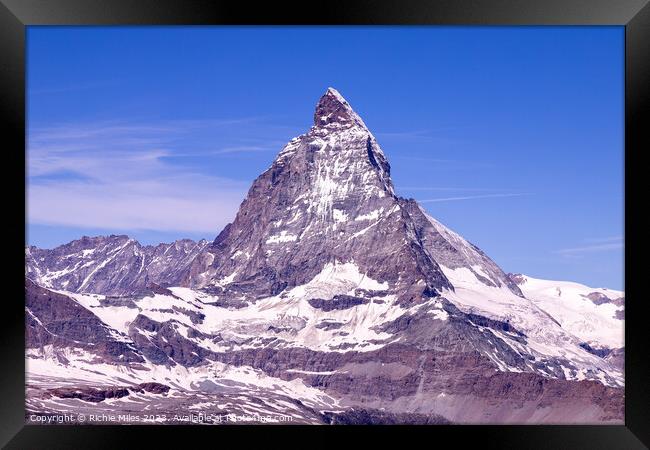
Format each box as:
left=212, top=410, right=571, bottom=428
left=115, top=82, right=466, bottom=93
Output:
left=516, top=275, right=624, bottom=349
left=355, top=209, right=382, bottom=222
left=332, top=209, right=348, bottom=223
left=266, top=231, right=298, bottom=244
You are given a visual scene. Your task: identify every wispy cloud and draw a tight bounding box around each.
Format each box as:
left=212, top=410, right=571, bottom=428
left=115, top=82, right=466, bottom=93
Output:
left=27, top=119, right=260, bottom=234
left=584, top=236, right=624, bottom=244
left=211, top=145, right=275, bottom=155
left=555, top=236, right=624, bottom=257
left=171, top=143, right=286, bottom=158
left=28, top=182, right=245, bottom=233
left=418, top=193, right=530, bottom=203
left=400, top=186, right=507, bottom=192
left=390, top=156, right=496, bottom=169
left=375, top=130, right=433, bottom=140
left=375, top=126, right=465, bottom=143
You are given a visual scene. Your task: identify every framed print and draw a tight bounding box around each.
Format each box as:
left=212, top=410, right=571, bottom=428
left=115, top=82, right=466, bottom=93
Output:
left=1, top=0, right=648, bottom=448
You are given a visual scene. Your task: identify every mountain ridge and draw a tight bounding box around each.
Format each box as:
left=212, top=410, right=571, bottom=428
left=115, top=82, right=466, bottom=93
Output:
left=26, top=235, right=209, bottom=296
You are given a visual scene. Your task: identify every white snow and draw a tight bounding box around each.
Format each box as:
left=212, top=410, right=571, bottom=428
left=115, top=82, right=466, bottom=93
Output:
left=472, top=265, right=493, bottom=281
left=266, top=231, right=298, bottom=244
left=332, top=209, right=348, bottom=223
left=288, top=261, right=388, bottom=300
left=33, top=225, right=623, bottom=389
left=26, top=346, right=340, bottom=410
left=428, top=309, right=449, bottom=321
left=231, top=250, right=251, bottom=260
left=67, top=261, right=396, bottom=354
left=39, top=268, right=76, bottom=287
left=515, top=275, right=624, bottom=349
left=285, top=369, right=336, bottom=375
left=354, top=209, right=382, bottom=222
left=438, top=266, right=624, bottom=386
left=218, top=272, right=237, bottom=286
left=349, top=220, right=380, bottom=239
left=67, top=292, right=140, bottom=336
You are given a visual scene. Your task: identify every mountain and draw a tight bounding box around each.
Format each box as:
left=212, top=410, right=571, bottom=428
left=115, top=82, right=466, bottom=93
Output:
left=26, top=235, right=209, bottom=296
left=25, top=88, right=624, bottom=424
left=183, top=87, right=451, bottom=305
left=182, top=88, right=523, bottom=307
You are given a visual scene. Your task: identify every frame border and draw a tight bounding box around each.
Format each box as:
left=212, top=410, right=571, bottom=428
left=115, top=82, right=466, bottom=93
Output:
left=2, top=1, right=648, bottom=448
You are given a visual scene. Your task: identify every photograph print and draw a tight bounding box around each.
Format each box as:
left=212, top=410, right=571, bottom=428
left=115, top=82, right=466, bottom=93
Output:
left=25, top=26, right=624, bottom=425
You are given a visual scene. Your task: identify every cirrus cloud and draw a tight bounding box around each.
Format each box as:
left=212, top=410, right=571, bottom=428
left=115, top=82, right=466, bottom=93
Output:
left=27, top=119, right=256, bottom=234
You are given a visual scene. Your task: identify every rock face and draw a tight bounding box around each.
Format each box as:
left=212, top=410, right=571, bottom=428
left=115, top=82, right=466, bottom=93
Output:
left=321, top=409, right=451, bottom=425
left=25, top=278, right=143, bottom=364
left=181, top=89, right=525, bottom=307
left=26, top=236, right=209, bottom=296
left=47, top=386, right=131, bottom=403
left=45, top=382, right=170, bottom=403
left=400, top=199, right=524, bottom=297
left=25, top=88, right=624, bottom=424
left=604, top=347, right=625, bottom=371
left=308, top=295, right=369, bottom=311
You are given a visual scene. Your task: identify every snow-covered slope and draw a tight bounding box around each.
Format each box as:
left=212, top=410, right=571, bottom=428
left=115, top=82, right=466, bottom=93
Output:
left=47, top=259, right=623, bottom=389
left=509, top=274, right=624, bottom=350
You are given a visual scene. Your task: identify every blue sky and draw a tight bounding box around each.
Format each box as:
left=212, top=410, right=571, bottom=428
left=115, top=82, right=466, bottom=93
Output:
left=26, top=26, right=624, bottom=289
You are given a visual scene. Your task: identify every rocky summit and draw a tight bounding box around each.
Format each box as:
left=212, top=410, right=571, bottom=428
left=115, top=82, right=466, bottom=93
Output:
left=25, top=88, right=624, bottom=424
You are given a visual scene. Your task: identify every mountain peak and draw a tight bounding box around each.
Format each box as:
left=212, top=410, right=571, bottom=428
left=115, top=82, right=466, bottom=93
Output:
left=184, top=87, right=520, bottom=306
left=314, top=87, right=367, bottom=128
left=184, top=87, right=453, bottom=304
left=325, top=86, right=344, bottom=99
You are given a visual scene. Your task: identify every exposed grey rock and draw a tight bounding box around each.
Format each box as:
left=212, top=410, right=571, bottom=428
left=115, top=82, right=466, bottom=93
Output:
left=25, top=278, right=143, bottom=364
left=47, top=386, right=130, bottom=403
left=400, top=199, right=524, bottom=297
left=315, top=321, right=345, bottom=330
left=308, top=295, right=369, bottom=311
left=137, top=382, right=171, bottom=394
left=128, top=314, right=214, bottom=367
left=46, top=382, right=170, bottom=403
left=604, top=347, right=624, bottom=371
left=584, top=292, right=612, bottom=305
left=507, top=273, right=527, bottom=285
left=579, top=342, right=613, bottom=358
left=320, top=408, right=451, bottom=425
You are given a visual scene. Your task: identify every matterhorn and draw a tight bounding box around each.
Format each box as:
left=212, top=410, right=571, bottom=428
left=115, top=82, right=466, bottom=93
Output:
left=25, top=88, right=624, bottom=424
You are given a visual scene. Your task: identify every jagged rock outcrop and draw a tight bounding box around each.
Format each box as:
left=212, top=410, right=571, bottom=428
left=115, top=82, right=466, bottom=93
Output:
left=26, top=236, right=209, bottom=295
left=46, top=382, right=170, bottom=403
left=25, top=278, right=143, bottom=364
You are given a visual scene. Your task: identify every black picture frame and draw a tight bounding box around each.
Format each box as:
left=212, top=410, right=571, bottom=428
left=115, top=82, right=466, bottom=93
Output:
left=2, top=0, right=648, bottom=448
